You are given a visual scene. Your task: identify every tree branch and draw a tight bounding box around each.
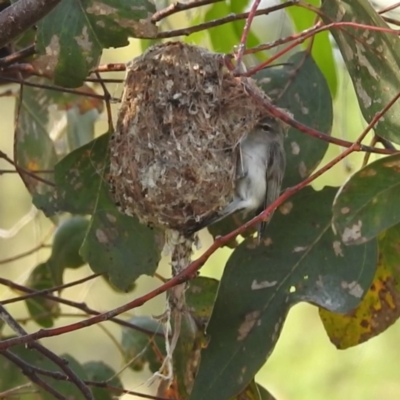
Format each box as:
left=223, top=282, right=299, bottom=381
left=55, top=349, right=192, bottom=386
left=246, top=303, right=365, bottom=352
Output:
left=151, top=0, right=222, bottom=23
left=1, top=350, right=68, bottom=400
left=0, top=276, right=167, bottom=337
left=0, top=0, right=62, bottom=49
left=0, top=304, right=94, bottom=400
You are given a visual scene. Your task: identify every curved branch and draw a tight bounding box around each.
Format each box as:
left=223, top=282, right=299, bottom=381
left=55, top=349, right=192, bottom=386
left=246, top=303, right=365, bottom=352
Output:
left=0, top=0, right=62, bottom=49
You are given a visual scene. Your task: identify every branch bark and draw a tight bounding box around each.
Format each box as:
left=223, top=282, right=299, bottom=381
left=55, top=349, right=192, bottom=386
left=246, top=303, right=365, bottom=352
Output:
left=0, top=0, right=62, bottom=49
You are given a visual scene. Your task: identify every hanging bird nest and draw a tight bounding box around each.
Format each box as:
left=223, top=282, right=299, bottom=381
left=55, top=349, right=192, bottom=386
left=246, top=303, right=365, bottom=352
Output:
left=108, top=41, right=270, bottom=233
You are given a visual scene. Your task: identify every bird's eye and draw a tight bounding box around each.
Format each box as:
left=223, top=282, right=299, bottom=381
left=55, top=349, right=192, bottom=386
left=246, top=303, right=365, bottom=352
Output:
left=258, top=122, right=272, bottom=132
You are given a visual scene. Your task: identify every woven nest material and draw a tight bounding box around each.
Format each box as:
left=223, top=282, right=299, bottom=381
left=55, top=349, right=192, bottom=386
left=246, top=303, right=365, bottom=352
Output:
left=108, top=41, right=270, bottom=233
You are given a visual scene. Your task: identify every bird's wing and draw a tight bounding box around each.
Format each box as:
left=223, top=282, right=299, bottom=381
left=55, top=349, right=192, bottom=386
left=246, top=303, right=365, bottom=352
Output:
left=257, top=135, right=286, bottom=236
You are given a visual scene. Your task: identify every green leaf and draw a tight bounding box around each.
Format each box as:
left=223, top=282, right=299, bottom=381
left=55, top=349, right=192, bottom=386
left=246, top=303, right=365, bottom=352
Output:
left=286, top=0, right=337, bottom=97
left=140, top=38, right=160, bottom=52
left=205, top=2, right=239, bottom=53
left=229, top=0, right=261, bottom=58
left=191, top=187, right=377, bottom=400
left=0, top=344, right=29, bottom=392
left=379, top=222, right=400, bottom=286
left=101, top=273, right=137, bottom=293
left=321, top=0, right=400, bottom=144
left=332, top=153, right=400, bottom=245
left=186, top=277, right=219, bottom=323
left=48, top=216, right=90, bottom=286
left=183, top=13, right=208, bottom=46
left=34, top=133, right=163, bottom=291
left=36, top=0, right=158, bottom=87
left=37, top=354, right=90, bottom=400
left=25, top=262, right=60, bottom=328
left=207, top=213, right=255, bottom=249
left=34, top=133, right=109, bottom=216
left=80, top=181, right=163, bottom=291
left=173, top=277, right=219, bottom=397
left=65, top=104, right=101, bottom=151
left=257, top=383, right=276, bottom=400
left=256, top=51, right=333, bottom=188
left=83, top=361, right=123, bottom=400
left=121, top=316, right=165, bottom=373
left=0, top=346, right=91, bottom=399
left=173, top=313, right=199, bottom=398
left=233, top=380, right=276, bottom=400
left=15, top=82, right=58, bottom=197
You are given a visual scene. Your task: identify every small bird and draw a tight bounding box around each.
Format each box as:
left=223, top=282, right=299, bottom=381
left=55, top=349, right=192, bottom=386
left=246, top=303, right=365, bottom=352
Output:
left=189, top=116, right=286, bottom=236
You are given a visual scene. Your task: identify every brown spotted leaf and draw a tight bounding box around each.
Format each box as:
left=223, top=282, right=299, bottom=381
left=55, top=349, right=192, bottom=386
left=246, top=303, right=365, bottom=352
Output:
left=33, top=133, right=109, bottom=215
left=15, top=83, right=58, bottom=197
left=191, top=187, right=377, bottom=400
left=173, top=277, right=219, bottom=398
left=332, top=153, right=400, bottom=245
left=320, top=222, right=400, bottom=348
left=36, top=0, right=158, bottom=87
left=34, top=133, right=163, bottom=291
left=186, top=276, right=219, bottom=323
left=48, top=216, right=90, bottom=286
left=17, top=82, right=104, bottom=203
left=80, top=180, right=164, bottom=291
left=321, top=0, right=400, bottom=144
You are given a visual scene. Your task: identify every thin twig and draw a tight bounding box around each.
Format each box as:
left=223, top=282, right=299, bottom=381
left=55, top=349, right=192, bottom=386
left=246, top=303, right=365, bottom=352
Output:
left=0, top=74, right=118, bottom=101
left=151, top=0, right=222, bottom=23
left=0, top=168, right=53, bottom=174
left=92, top=63, right=126, bottom=73
left=94, top=72, right=113, bottom=132
left=381, top=16, right=400, bottom=27
left=378, top=1, right=400, bottom=14
left=234, top=0, right=262, bottom=69
left=85, top=77, right=123, bottom=84
left=0, top=44, right=36, bottom=67
left=0, top=240, right=49, bottom=264
left=0, top=382, right=35, bottom=398
left=156, top=2, right=298, bottom=39
left=1, top=351, right=172, bottom=400
left=244, top=20, right=399, bottom=73
left=362, top=136, right=379, bottom=167
left=1, top=350, right=68, bottom=400
left=1, top=62, right=50, bottom=78
left=85, top=381, right=172, bottom=400
left=376, top=136, right=396, bottom=150
left=0, top=274, right=100, bottom=302
left=0, top=149, right=55, bottom=187
left=0, top=304, right=93, bottom=400
left=0, top=276, right=166, bottom=337
left=0, top=0, right=62, bottom=48
left=243, top=91, right=395, bottom=155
